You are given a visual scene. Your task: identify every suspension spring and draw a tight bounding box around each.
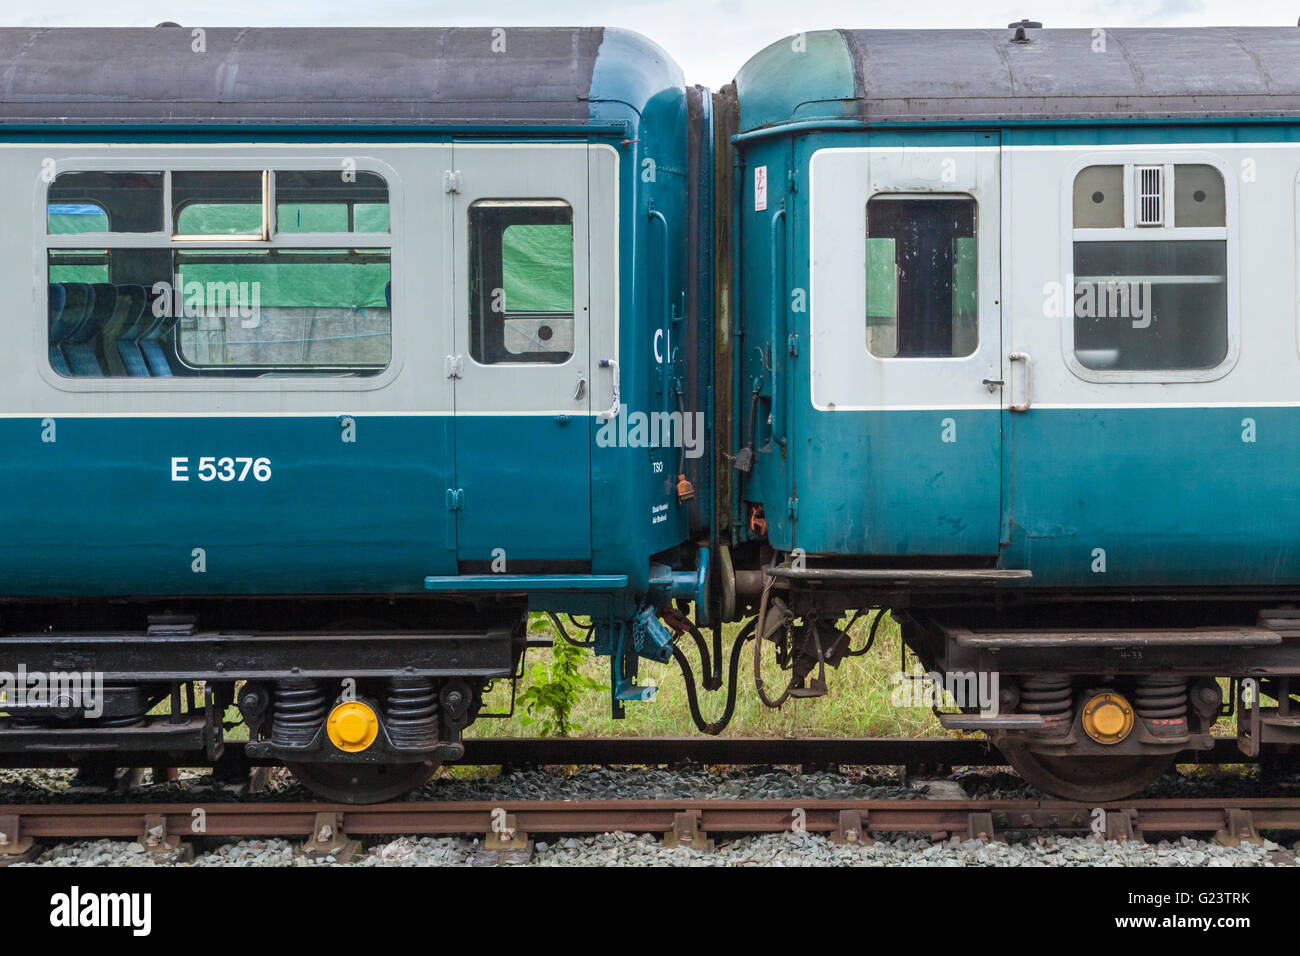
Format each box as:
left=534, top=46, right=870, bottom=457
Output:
left=386, top=677, right=439, bottom=749
left=1020, top=674, right=1073, bottom=735
left=1134, top=675, right=1188, bottom=719
left=270, top=678, right=327, bottom=748
left=1135, top=675, right=1188, bottom=736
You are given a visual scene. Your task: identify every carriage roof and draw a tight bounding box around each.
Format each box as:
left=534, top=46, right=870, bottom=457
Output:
left=735, top=27, right=1300, bottom=132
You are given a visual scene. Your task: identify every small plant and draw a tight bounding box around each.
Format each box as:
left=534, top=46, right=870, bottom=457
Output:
left=519, top=636, right=605, bottom=737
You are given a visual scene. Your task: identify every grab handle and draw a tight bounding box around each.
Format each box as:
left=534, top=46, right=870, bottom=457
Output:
left=598, top=358, right=620, bottom=421
left=1009, top=352, right=1032, bottom=412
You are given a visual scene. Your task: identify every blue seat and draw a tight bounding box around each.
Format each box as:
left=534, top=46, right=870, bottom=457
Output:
left=117, top=288, right=166, bottom=377
left=100, top=285, right=146, bottom=377
left=49, top=283, right=94, bottom=376
left=61, top=282, right=116, bottom=377
left=139, top=313, right=176, bottom=377
left=47, top=284, right=70, bottom=376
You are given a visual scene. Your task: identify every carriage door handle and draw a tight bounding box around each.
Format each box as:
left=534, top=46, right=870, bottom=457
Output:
left=1008, top=352, right=1032, bottom=412
left=597, top=359, right=620, bottom=421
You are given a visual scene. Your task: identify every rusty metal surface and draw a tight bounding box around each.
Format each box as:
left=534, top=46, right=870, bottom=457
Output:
left=4, top=797, right=1300, bottom=843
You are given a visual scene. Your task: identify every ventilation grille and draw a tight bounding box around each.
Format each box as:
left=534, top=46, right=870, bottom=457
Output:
left=1136, top=166, right=1164, bottom=226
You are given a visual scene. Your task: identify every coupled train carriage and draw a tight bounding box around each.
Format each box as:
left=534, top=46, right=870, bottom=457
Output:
left=4, top=22, right=1300, bottom=802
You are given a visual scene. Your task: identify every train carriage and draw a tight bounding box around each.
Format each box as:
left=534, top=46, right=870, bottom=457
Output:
left=8, top=22, right=1300, bottom=804
left=0, top=25, right=710, bottom=802
left=716, top=25, right=1300, bottom=798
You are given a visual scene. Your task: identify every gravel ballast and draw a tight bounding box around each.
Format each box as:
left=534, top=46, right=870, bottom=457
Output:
left=3, top=764, right=1297, bottom=867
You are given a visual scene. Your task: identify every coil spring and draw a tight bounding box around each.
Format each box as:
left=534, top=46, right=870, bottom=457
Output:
left=1021, top=674, right=1073, bottom=733
left=271, top=678, right=327, bottom=747
left=386, top=677, right=439, bottom=749
left=1134, top=675, right=1188, bottom=720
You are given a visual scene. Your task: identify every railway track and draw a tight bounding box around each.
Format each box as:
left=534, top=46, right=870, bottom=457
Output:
left=0, top=734, right=1259, bottom=772
left=0, top=796, right=1295, bottom=863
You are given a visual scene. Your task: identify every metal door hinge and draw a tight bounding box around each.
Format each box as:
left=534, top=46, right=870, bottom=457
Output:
left=446, top=488, right=464, bottom=511
left=787, top=333, right=799, bottom=358
left=445, top=354, right=464, bottom=379
left=787, top=496, right=798, bottom=519
left=443, top=169, right=462, bottom=193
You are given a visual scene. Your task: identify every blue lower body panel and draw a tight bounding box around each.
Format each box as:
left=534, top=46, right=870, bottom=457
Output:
left=1004, top=406, right=1300, bottom=588
left=0, top=413, right=598, bottom=596
left=791, top=408, right=1002, bottom=555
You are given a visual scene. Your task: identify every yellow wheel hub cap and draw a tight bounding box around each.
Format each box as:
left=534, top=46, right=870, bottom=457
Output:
left=1081, top=692, right=1134, bottom=744
left=326, top=701, right=379, bottom=753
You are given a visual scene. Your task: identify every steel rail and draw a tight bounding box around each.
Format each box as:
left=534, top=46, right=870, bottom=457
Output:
left=1, top=797, right=1297, bottom=847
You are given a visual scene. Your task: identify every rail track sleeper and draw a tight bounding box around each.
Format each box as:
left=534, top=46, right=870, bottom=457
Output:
left=1104, top=808, right=1141, bottom=843
left=966, top=811, right=1001, bottom=843
left=300, top=811, right=360, bottom=864
left=1213, top=808, right=1263, bottom=847
left=663, top=809, right=713, bottom=852
left=485, top=811, right=530, bottom=851
left=830, top=808, right=871, bottom=845
left=0, top=813, right=37, bottom=865
left=140, top=812, right=192, bottom=862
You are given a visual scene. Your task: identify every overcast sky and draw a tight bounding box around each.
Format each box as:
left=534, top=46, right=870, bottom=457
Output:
left=6, top=0, right=1300, bottom=88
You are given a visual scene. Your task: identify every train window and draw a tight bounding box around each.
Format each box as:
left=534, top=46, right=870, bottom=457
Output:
left=1071, top=164, right=1228, bottom=373
left=45, top=167, right=393, bottom=379
left=864, top=196, right=977, bottom=358
left=172, top=249, right=391, bottom=372
left=45, top=248, right=390, bottom=377
left=48, top=249, right=110, bottom=284
left=468, top=200, right=574, bottom=365
left=274, top=171, right=390, bottom=234
left=172, top=171, right=268, bottom=240
left=1174, top=164, right=1226, bottom=228
left=47, top=172, right=163, bottom=233
left=1072, top=165, right=1124, bottom=229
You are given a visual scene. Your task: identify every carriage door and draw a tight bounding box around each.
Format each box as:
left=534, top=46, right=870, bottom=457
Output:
left=809, top=134, right=1002, bottom=554
left=449, top=144, right=592, bottom=569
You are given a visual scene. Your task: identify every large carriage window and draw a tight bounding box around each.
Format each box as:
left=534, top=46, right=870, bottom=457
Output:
left=172, top=249, right=391, bottom=371
left=865, top=196, right=977, bottom=358
left=1071, top=163, right=1228, bottom=372
left=47, top=172, right=162, bottom=233
left=468, top=200, right=574, bottom=365
left=275, top=171, right=390, bottom=233
left=44, top=167, right=392, bottom=378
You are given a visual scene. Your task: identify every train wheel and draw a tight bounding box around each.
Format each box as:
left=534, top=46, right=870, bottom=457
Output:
left=998, top=741, right=1175, bottom=802
left=287, top=761, right=438, bottom=804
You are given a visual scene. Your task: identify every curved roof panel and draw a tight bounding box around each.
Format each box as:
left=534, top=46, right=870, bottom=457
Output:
left=736, top=27, right=1300, bottom=131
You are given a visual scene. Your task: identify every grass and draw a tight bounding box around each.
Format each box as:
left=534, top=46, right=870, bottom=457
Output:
left=468, top=611, right=1242, bottom=743
left=158, top=610, right=1240, bottom=746
left=468, top=611, right=949, bottom=740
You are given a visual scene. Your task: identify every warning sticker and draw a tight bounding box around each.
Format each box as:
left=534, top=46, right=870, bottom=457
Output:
left=754, top=165, right=768, bottom=212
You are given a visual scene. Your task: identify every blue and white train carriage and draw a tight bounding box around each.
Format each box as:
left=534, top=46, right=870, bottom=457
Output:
left=719, top=25, right=1300, bottom=798
left=0, top=26, right=712, bottom=801
left=10, top=22, right=1300, bottom=804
